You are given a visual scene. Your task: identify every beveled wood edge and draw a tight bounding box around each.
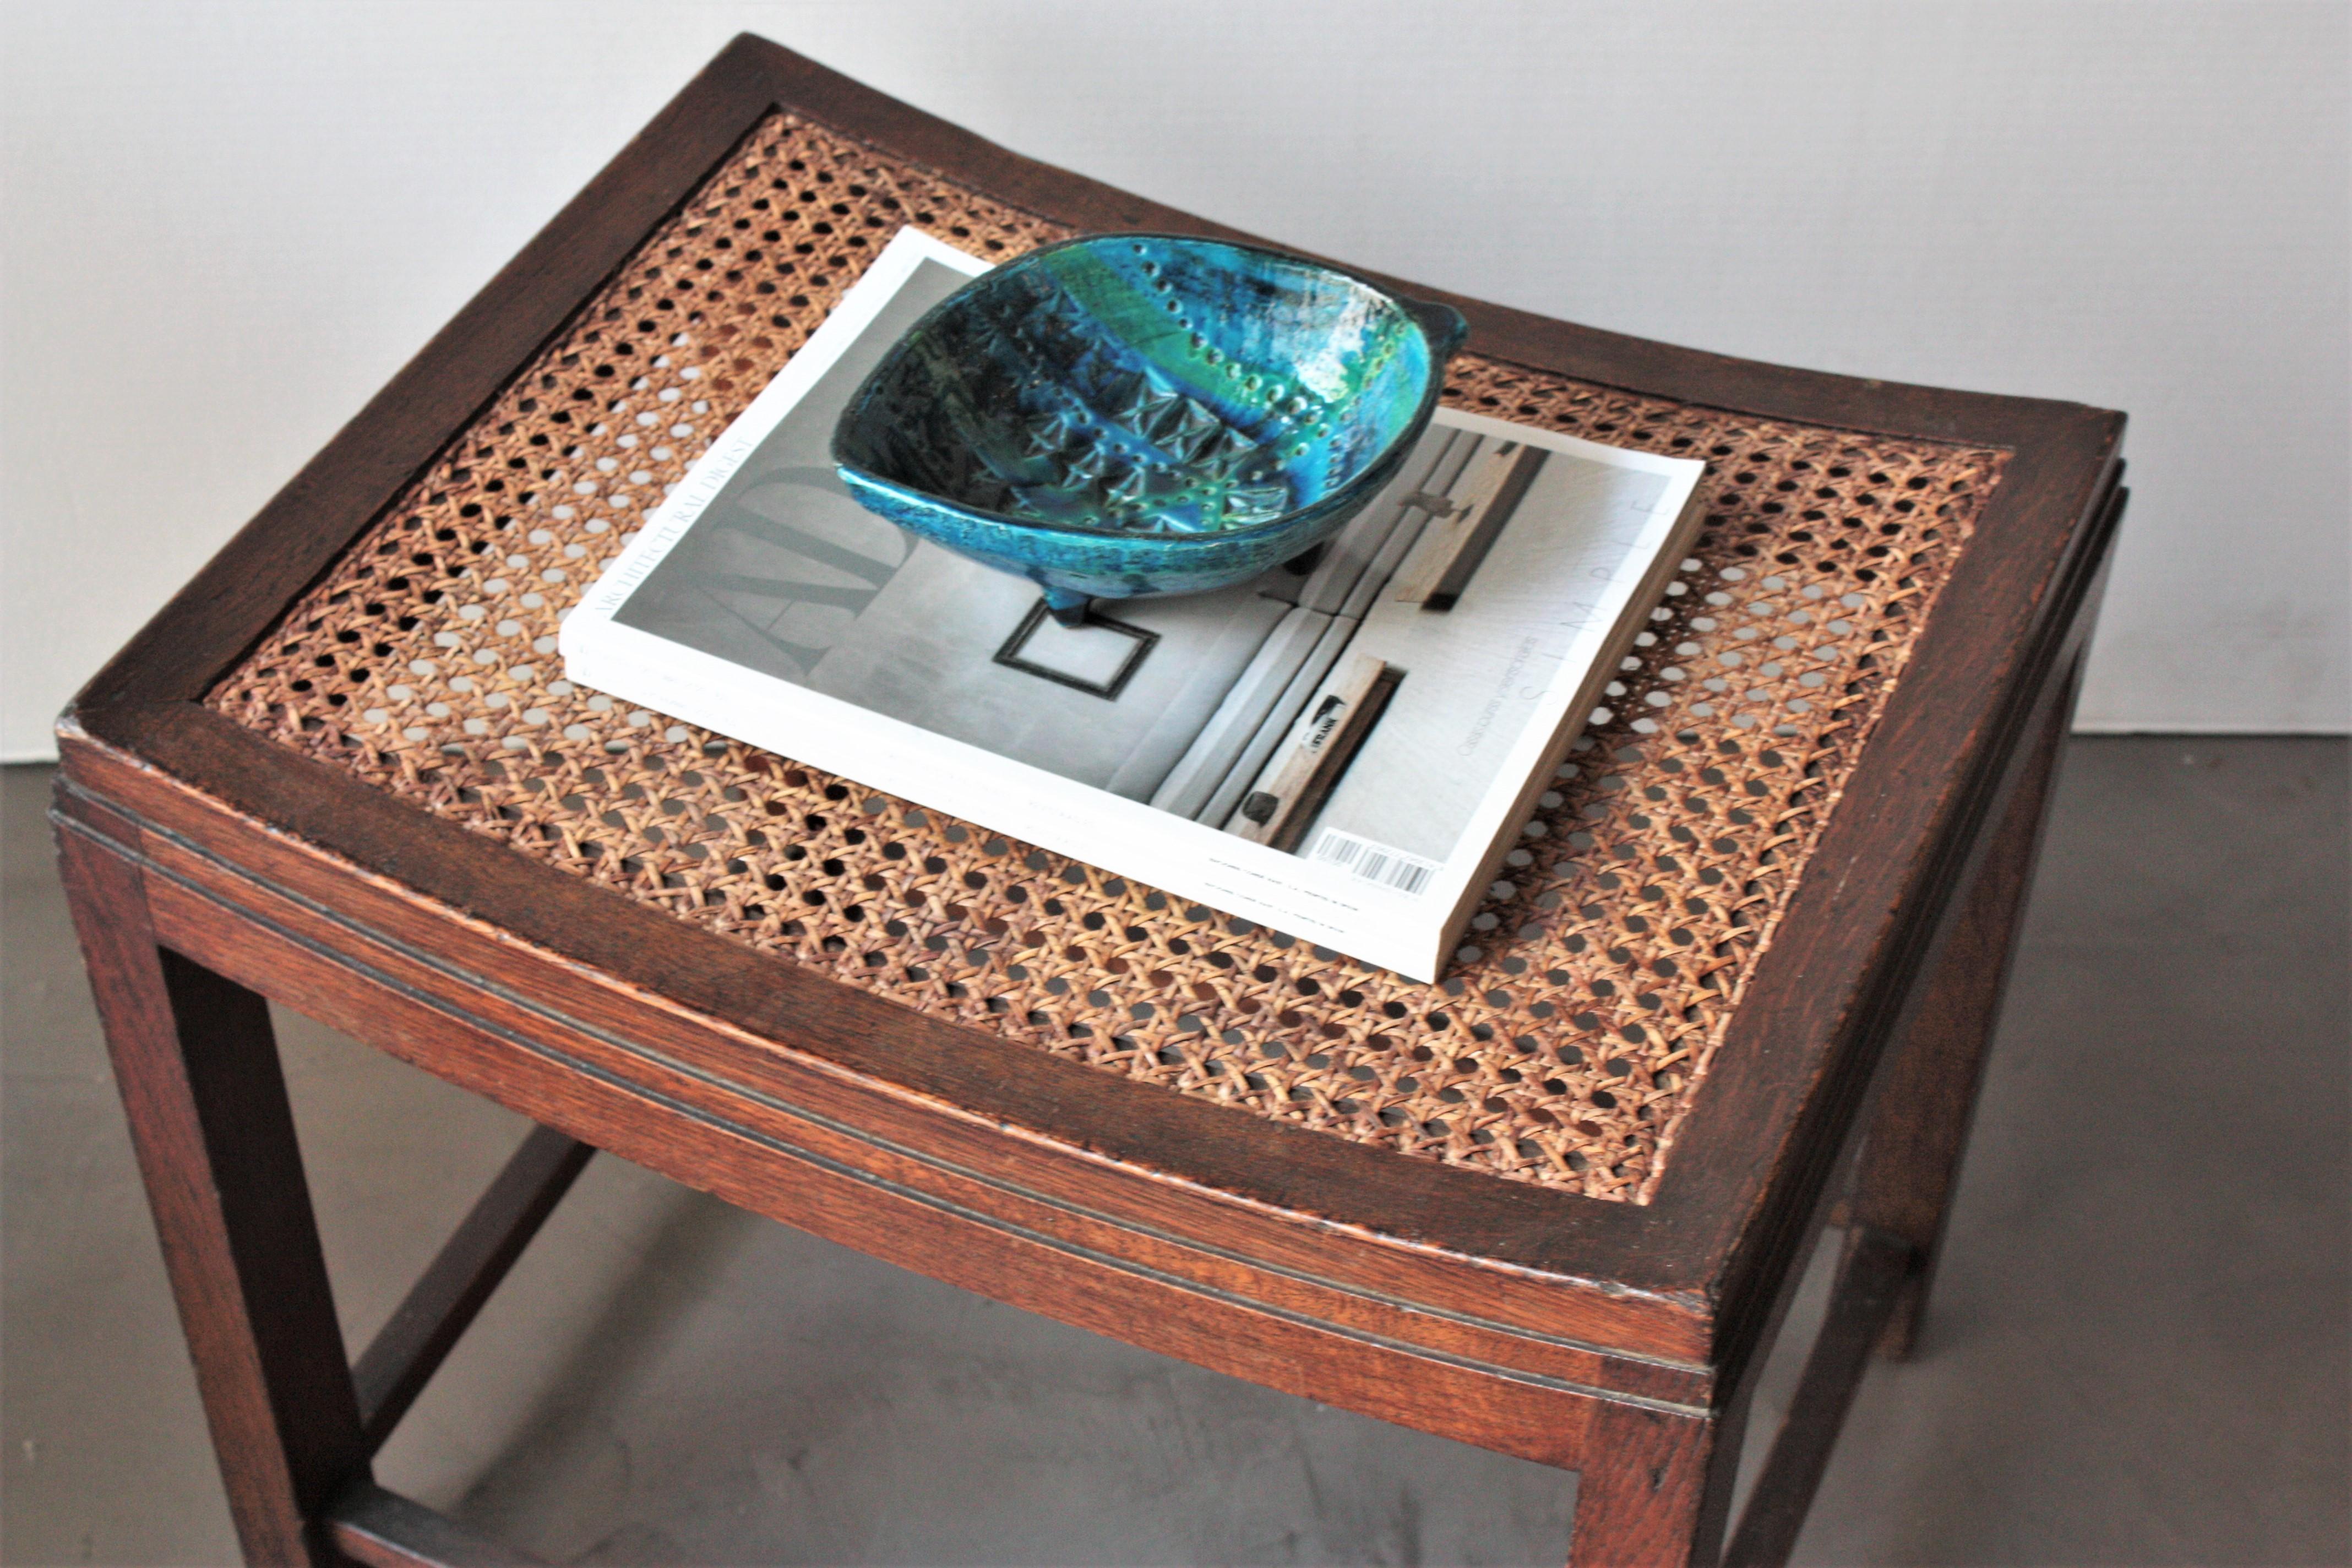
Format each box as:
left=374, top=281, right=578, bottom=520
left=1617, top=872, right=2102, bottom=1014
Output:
left=1675, top=497, right=2116, bottom=1430
left=55, top=31, right=2127, bottom=1363
left=736, top=34, right=2115, bottom=448
left=328, top=1482, right=546, bottom=1568
left=55, top=794, right=1726, bottom=1449
left=1682, top=464, right=2124, bottom=1375
left=1719, top=1228, right=1911, bottom=1567
left=52, top=745, right=1722, bottom=1379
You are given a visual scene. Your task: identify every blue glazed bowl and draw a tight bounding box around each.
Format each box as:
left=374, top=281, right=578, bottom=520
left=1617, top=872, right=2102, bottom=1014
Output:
left=831, top=233, right=1468, bottom=622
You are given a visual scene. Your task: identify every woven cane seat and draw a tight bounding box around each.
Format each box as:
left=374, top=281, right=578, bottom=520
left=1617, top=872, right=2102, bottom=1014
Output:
left=209, top=112, right=2006, bottom=1202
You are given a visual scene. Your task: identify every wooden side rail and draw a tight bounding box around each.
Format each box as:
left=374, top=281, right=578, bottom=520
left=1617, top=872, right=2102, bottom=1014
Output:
left=1718, top=1228, right=1912, bottom=1567
left=353, top=1125, right=596, bottom=1452
left=45, top=36, right=2128, bottom=1566
left=328, top=1483, right=546, bottom=1568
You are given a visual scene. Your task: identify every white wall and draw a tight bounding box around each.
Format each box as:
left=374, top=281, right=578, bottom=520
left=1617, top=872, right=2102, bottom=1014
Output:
left=4, top=1, right=2344, bottom=759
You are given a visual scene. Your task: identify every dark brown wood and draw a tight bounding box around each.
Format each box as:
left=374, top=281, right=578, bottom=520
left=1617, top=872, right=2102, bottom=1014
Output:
left=55, top=32, right=2127, bottom=1369
left=53, top=727, right=1722, bottom=1372
left=51, top=780, right=1708, bottom=1467
left=1719, top=1229, right=1912, bottom=1567
left=47, top=34, right=2135, bottom=1566
left=1825, top=480, right=2119, bottom=1362
left=1681, top=455, right=2123, bottom=1400
left=707, top=37, right=2103, bottom=449
left=328, top=1484, right=546, bottom=1568
left=352, top=1125, right=595, bottom=1452
left=53, top=792, right=369, bottom=1565
left=1564, top=1400, right=1736, bottom=1567
left=1848, top=650, right=2084, bottom=1360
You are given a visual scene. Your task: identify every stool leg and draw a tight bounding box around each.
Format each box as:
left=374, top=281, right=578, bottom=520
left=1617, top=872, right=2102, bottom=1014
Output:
left=1845, top=657, right=2079, bottom=1358
left=56, top=806, right=370, bottom=1565
left=1565, top=1403, right=1740, bottom=1567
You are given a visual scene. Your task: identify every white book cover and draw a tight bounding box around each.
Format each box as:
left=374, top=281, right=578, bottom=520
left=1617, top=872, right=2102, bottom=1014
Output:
left=562, top=228, right=1705, bottom=980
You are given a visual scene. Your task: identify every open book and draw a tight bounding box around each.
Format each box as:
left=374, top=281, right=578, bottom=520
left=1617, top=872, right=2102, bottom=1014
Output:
left=562, top=229, right=1705, bottom=980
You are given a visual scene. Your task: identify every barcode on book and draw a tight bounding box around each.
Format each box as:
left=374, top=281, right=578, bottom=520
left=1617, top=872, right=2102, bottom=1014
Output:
left=1309, top=828, right=1439, bottom=896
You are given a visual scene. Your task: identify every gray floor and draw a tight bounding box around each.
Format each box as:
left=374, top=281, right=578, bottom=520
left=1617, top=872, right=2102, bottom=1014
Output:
left=3, top=737, right=2345, bottom=1566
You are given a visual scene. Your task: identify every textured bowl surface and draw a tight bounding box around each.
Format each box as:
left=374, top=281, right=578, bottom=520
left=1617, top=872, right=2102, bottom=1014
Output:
left=832, top=234, right=1464, bottom=607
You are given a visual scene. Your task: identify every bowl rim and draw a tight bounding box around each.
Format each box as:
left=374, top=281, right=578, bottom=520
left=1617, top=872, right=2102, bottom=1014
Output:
left=828, top=230, right=1467, bottom=543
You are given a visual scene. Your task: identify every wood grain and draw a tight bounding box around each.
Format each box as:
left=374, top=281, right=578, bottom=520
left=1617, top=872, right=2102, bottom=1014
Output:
left=352, top=1125, right=595, bottom=1452
left=1719, top=1229, right=1912, bottom=1567
left=50, top=33, right=2131, bottom=1566
left=328, top=1484, right=546, bottom=1568
left=1231, top=653, right=1401, bottom=850
left=54, top=793, right=370, bottom=1565
left=1389, top=440, right=1548, bottom=607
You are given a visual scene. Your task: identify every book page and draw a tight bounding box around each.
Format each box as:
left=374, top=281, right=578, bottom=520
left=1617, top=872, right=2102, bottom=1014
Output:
left=563, top=228, right=1704, bottom=979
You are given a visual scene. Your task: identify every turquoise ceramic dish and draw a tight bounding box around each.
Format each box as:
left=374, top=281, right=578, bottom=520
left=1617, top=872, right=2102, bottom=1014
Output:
left=831, top=233, right=1467, bottom=623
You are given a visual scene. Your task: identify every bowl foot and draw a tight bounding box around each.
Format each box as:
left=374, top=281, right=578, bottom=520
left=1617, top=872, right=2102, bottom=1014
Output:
left=1042, top=586, right=1093, bottom=627
left=1282, top=541, right=1329, bottom=577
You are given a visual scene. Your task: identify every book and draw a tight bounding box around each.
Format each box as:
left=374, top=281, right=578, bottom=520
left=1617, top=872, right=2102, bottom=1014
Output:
left=562, top=228, right=1707, bottom=981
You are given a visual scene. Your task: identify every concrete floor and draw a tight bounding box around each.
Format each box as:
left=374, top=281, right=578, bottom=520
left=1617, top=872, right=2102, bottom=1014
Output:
left=3, top=737, right=2345, bottom=1566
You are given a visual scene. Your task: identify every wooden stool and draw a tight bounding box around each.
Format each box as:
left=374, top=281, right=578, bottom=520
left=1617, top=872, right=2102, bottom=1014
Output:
left=53, top=36, right=2124, bottom=1567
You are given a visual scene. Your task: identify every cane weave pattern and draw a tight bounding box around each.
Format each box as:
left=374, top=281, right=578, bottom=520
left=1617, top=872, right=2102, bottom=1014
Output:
left=209, top=113, right=2007, bottom=1200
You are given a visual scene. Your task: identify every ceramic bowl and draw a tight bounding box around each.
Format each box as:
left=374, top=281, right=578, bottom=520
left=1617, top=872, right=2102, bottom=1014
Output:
left=832, top=233, right=1467, bottom=623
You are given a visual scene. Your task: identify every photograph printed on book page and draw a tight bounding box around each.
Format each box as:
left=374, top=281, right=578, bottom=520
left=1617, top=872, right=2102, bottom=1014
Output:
left=563, top=227, right=1706, bottom=979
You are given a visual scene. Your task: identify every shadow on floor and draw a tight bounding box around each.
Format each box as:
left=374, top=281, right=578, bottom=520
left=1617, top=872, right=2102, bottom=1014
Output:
left=4, top=737, right=2346, bottom=1565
